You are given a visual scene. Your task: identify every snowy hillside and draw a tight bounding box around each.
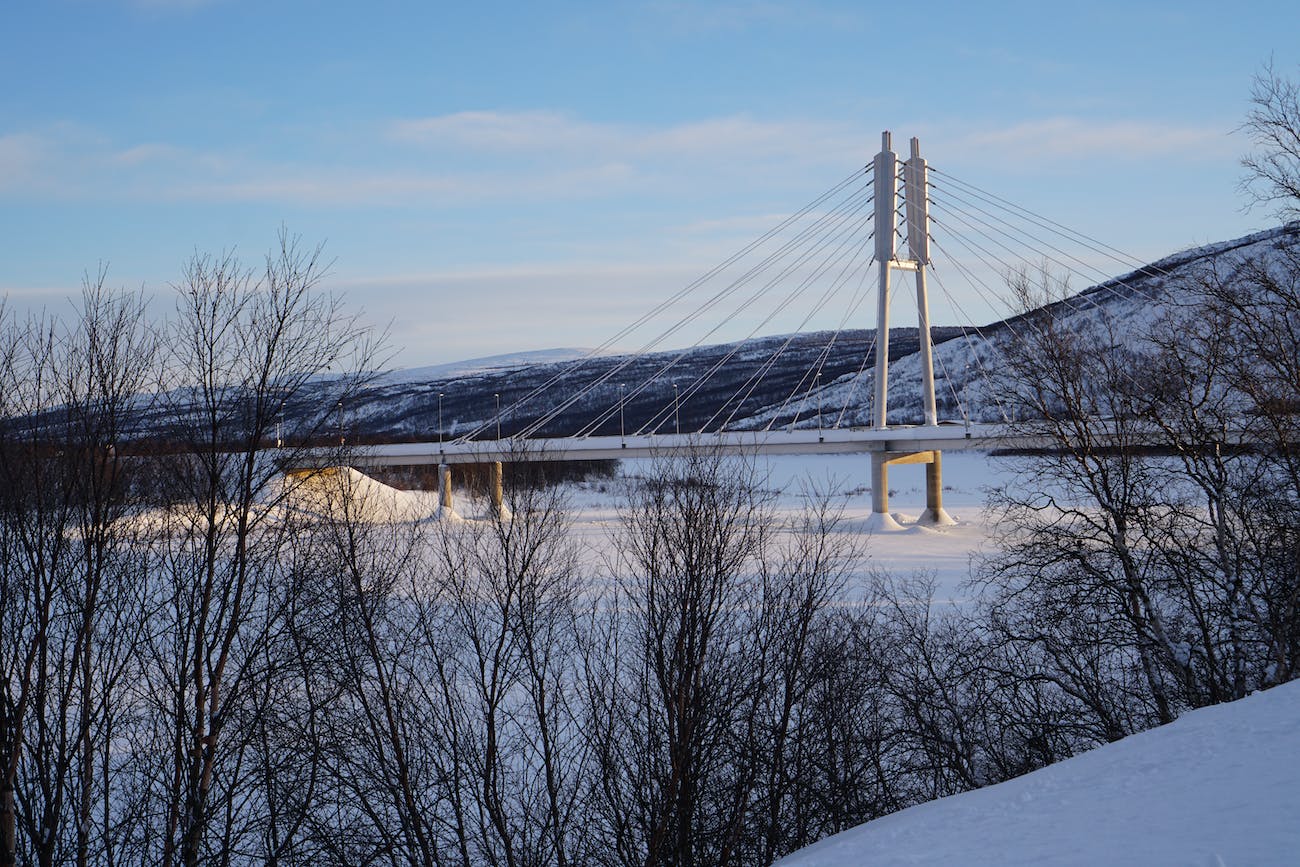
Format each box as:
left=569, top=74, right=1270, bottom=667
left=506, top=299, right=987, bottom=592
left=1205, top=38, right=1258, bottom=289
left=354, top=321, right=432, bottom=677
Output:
left=786, top=221, right=1300, bottom=427
left=372, top=348, right=600, bottom=385
left=331, top=223, right=1300, bottom=441
left=777, top=678, right=1300, bottom=867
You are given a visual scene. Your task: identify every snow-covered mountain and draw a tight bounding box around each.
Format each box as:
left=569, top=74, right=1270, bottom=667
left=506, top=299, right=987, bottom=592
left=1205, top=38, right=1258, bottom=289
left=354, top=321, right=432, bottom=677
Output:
left=372, top=348, right=600, bottom=386
left=309, top=223, right=1300, bottom=442
left=775, top=678, right=1300, bottom=866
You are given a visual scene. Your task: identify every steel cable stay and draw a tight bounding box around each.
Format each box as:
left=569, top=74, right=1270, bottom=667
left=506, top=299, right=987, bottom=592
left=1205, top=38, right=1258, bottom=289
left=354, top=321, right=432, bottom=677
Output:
left=513, top=177, right=876, bottom=439
left=764, top=257, right=878, bottom=434
left=927, top=229, right=1155, bottom=409
left=701, top=210, right=879, bottom=433
left=613, top=194, right=878, bottom=438
left=831, top=272, right=882, bottom=429
left=928, top=229, right=1071, bottom=345
left=927, top=189, right=1170, bottom=310
left=931, top=333, right=973, bottom=428
left=929, top=198, right=1126, bottom=319
left=611, top=191, right=880, bottom=436
left=453, top=165, right=872, bottom=443
left=567, top=186, right=877, bottom=439
left=927, top=204, right=1133, bottom=323
left=928, top=173, right=1188, bottom=379
left=931, top=167, right=1171, bottom=276
left=923, top=250, right=1015, bottom=424
left=513, top=178, right=873, bottom=440
left=929, top=198, right=1126, bottom=320
left=928, top=184, right=1157, bottom=293
left=632, top=247, right=855, bottom=437
left=711, top=225, right=877, bottom=433
left=760, top=251, right=876, bottom=432
left=929, top=200, right=1182, bottom=424
left=549, top=183, right=877, bottom=440
left=753, top=248, right=878, bottom=432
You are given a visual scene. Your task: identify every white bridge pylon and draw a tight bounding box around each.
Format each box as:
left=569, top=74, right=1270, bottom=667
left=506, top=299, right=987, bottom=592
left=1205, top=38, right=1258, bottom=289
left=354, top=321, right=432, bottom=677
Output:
left=306, top=132, right=961, bottom=524
left=871, top=131, right=952, bottom=524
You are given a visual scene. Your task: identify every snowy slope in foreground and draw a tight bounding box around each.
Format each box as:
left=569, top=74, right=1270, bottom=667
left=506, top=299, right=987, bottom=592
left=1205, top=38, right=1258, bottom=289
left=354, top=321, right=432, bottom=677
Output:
left=777, top=679, right=1300, bottom=867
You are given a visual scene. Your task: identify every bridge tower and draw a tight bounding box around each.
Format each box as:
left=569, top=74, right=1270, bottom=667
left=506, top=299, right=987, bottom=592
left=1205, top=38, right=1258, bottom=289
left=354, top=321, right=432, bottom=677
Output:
left=870, top=131, right=952, bottom=524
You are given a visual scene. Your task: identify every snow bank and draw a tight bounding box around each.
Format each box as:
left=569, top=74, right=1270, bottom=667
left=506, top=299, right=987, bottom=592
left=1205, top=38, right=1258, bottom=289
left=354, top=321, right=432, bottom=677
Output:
left=279, top=466, right=439, bottom=522
left=777, top=679, right=1300, bottom=867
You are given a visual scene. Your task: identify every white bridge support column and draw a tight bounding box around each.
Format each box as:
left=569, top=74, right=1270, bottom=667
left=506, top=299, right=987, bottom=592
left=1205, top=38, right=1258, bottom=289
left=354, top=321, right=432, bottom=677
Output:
left=905, top=137, right=938, bottom=427
left=872, top=131, right=897, bottom=430
left=489, top=461, right=504, bottom=519
left=869, top=132, right=949, bottom=521
left=438, top=463, right=453, bottom=511
left=871, top=450, right=954, bottom=525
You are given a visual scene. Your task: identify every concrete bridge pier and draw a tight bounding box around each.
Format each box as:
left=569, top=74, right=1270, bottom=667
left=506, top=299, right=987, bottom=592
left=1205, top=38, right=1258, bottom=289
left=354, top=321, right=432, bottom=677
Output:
left=488, top=461, right=504, bottom=519
left=871, top=449, right=954, bottom=525
left=436, top=461, right=504, bottom=518
left=438, top=463, right=453, bottom=511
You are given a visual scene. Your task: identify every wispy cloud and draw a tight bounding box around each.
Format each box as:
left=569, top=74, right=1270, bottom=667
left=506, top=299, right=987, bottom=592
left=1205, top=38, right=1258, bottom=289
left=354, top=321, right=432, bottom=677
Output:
left=939, top=117, right=1234, bottom=166
left=389, top=110, right=857, bottom=162
left=110, top=142, right=189, bottom=166
left=128, top=0, right=221, bottom=11
left=0, top=112, right=1234, bottom=211
left=390, top=111, right=616, bottom=153
left=172, top=162, right=639, bottom=206
left=0, top=133, right=51, bottom=192
left=0, top=111, right=861, bottom=208
left=645, top=1, right=862, bottom=35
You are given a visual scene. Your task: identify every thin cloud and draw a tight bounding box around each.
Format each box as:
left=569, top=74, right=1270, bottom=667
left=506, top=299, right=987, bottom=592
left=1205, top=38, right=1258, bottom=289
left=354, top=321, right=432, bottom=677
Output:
left=646, top=0, right=862, bottom=35
left=128, top=0, right=221, bottom=11
left=0, top=112, right=1229, bottom=211
left=391, top=111, right=618, bottom=153
left=110, top=142, right=188, bottom=166
left=943, top=117, right=1233, bottom=164
left=0, top=133, right=49, bottom=191
left=172, top=161, right=638, bottom=206
left=389, top=110, right=857, bottom=163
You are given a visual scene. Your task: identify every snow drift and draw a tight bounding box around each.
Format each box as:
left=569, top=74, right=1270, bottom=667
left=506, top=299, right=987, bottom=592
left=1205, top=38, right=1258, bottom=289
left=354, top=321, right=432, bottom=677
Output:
left=776, top=678, right=1300, bottom=867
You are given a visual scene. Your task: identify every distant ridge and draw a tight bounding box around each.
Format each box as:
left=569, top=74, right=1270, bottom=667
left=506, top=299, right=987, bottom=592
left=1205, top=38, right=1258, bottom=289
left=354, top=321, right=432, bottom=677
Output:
left=132, top=224, right=1300, bottom=444
left=374, top=348, right=601, bottom=386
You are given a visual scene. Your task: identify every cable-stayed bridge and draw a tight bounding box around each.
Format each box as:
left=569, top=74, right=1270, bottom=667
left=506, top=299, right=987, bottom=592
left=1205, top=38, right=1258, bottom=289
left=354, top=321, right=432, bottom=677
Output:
left=313, top=130, right=1188, bottom=523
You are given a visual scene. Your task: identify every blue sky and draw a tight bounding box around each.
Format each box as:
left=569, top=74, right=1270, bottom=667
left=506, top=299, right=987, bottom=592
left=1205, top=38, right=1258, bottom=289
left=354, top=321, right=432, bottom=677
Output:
left=2, top=0, right=1294, bottom=366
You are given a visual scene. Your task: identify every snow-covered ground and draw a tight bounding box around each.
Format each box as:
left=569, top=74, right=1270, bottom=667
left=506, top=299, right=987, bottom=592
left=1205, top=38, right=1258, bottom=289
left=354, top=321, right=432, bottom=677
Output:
left=292, top=450, right=1298, bottom=865
left=282, top=450, right=1004, bottom=595
left=776, top=677, right=1300, bottom=867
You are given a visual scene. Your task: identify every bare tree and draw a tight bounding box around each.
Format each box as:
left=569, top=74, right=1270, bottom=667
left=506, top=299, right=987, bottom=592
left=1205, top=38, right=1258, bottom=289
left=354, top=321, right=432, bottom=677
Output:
left=585, top=451, right=868, bottom=867
left=1241, top=60, right=1300, bottom=217
left=982, top=271, right=1188, bottom=726
left=130, top=232, right=380, bottom=866
left=424, top=459, right=589, bottom=867
left=0, top=279, right=157, bottom=867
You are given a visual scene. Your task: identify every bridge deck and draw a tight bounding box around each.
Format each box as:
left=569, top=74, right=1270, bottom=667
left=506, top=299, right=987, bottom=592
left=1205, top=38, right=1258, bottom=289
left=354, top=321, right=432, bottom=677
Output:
left=331, top=423, right=1014, bottom=467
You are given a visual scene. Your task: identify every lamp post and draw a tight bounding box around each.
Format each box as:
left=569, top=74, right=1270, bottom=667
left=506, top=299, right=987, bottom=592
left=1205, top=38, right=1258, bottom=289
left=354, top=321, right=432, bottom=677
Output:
left=336, top=400, right=344, bottom=446
left=619, top=384, right=626, bottom=446
left=673, top=383, right=680, bottom=435
left=494, top=393, right=501, bottom=441
left=438, top=392, right=444, bottom=445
